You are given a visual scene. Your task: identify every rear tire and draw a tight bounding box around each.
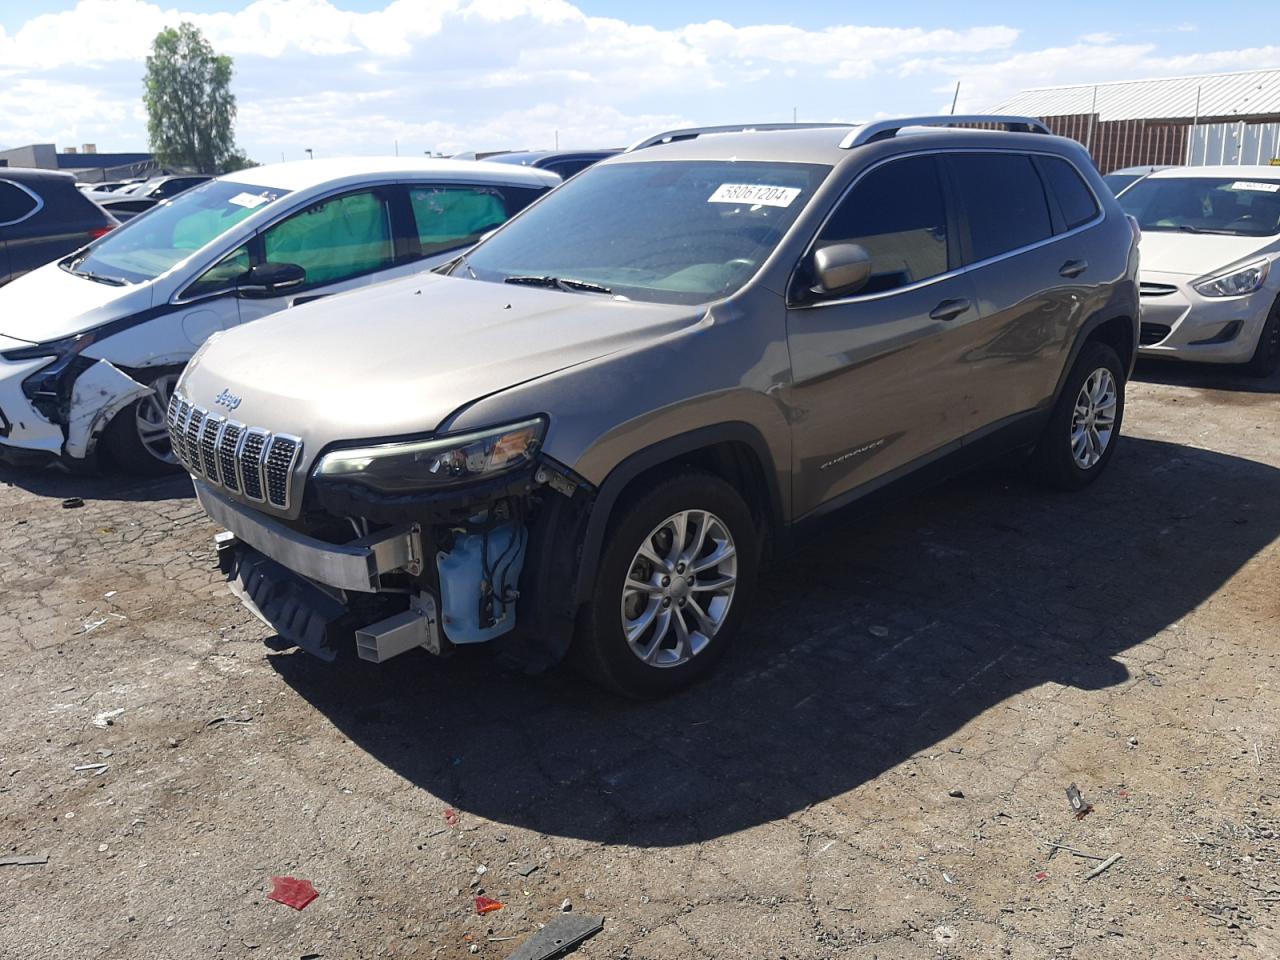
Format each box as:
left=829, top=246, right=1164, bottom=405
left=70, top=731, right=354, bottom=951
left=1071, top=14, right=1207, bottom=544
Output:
left=574, top=470, right=759, bottom=699
left=1032, top=341, right=1125, bottom=491
left=1242, top=297, right=1280, bottom=378
left=101, top=369, right=184, bottom=476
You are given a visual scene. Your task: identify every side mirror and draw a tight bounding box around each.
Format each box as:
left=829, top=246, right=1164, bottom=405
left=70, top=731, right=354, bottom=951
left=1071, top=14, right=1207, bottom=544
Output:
left=237, top=262, right=306, bottom=299
left=811, top=242, right=872, bottom=298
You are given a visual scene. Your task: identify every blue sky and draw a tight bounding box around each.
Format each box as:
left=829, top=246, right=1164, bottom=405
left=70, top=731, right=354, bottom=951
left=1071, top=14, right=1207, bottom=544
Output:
left=1, top=1, right=1275, bottom=163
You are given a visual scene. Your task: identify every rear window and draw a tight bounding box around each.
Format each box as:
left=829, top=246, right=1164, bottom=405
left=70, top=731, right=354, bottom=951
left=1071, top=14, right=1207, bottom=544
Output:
left=0, top=180, right=39, bottom=224
left=1040, top=157, right=1100, bottom=231
left=949, top=154, right=1053, bottom=263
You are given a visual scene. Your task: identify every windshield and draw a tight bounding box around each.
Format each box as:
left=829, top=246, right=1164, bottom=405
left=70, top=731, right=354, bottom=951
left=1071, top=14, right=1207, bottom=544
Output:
left=67, top=180, right=289, bottom=284
left=459, top=159, right=831, bottom=305
left=1119, top=176, right=1280, bottom=237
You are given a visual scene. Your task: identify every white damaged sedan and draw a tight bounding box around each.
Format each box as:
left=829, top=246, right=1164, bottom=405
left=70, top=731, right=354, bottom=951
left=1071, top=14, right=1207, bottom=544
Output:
left=1120, top=166, right=1280, bottom=376
left=0, top=157, right=557, bottom=472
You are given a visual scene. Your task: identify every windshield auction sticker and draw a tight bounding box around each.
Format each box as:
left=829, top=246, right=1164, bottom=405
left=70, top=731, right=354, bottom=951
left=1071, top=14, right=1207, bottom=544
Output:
left=1230, top=181, right=1280, bottom=193
left=708, top=184, right=802, bottom=207
left=229, top=192, right=273, bottom=208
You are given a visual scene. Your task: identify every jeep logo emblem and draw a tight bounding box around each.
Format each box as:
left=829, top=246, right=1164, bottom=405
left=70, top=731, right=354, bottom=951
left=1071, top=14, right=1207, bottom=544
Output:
left=214, top=389, right=242, bottom=411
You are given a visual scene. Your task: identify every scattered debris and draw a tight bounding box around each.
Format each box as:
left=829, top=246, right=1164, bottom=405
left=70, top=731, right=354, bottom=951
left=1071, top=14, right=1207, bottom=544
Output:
left=167, top=738, right=180, bottom=748
left=868, top=625, right=890, bottom=638
left=505, top=914, right=604, bottom=960
left=560, top=898, right=572, bottom=912
left=72, top=763, right=109, bottom=773
left=476, top=865, right=488, bottom=875
left=933, top=925, right=957, bottom=944
left=942, top=872, right=955, bottom=884
left=512, top=861, right=539, bottom=877
left=1040, top=840, right=1107, bottom=861
left=948, top=788, right=965, bottom=798
left=268, top=876, right=319, bottom=910
left=444, top=808, right=460, bottom=827
left=1083, top=852, right=1122, bottom=881
left=62, top=497, right=85, bottom=509
left=0, top=854, right=48, bottom=867
left=206, top=716, right=253, bottom=727
left=475, top=895, right=504, bottom=915
left=91, top=708, right=125, bottom=729
left=95, top=749, right=112, bottom=758
left=1033, top=871, right=1049, bottom=882
left=1066, top=783, right=1093, bottom=820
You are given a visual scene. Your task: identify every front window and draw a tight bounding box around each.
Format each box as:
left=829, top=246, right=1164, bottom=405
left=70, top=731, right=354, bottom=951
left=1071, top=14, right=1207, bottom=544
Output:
left=261, top=189, right=394, bottom=288
left=1119, top=176, right=1280, bottom=237
left=67, top=180, right=288, bottom=284
left=459, top=160, right=831, bottom=305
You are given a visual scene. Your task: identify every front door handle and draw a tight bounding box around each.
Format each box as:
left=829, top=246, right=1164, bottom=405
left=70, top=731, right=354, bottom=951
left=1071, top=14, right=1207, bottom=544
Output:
left=1059, top=259, right=1088, bottom=278
left=929, top=298, right=971, bottom=322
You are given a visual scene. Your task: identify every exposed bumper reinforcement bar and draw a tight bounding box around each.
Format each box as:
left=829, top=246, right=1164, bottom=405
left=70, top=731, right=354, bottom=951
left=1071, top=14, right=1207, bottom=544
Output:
left=195, top=481, right=422, bottom=593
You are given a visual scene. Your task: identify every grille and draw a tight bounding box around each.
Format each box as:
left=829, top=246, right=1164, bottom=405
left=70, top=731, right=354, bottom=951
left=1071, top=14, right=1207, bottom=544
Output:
left=1140, top=322, right=1172, bottom=346
left=1139, top=282, right=1178, bottom=298
left=167, top=393, right=302, bottom=510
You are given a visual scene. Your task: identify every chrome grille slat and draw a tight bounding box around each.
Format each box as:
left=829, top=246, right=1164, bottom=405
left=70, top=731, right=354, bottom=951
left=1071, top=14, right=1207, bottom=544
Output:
left=166, top=395, right=301, bottom=509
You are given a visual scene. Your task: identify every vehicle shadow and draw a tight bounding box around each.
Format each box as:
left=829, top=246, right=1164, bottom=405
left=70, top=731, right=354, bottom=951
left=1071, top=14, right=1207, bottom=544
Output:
left=0, top=463, right=193, bottom=504
left=1133, top=357, right=1280, bottom=394
left=269, top=436, right=1280, bottom=847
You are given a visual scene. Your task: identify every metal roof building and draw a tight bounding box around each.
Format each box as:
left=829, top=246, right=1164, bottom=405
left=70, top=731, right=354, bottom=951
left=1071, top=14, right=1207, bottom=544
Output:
left=990, top=68, right=1280, bottom=172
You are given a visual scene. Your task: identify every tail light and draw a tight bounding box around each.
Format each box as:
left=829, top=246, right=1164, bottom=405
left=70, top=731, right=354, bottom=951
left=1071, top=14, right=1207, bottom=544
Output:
left=88, top=225, right=113, bottom=240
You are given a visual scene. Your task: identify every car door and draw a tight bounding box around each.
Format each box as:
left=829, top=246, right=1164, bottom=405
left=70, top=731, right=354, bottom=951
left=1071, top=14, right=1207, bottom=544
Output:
left=785, top=153, right=983, bottom=519
left=234, top=185, right=422, bottom=324
left=943, top=151, right=1099, bottom=434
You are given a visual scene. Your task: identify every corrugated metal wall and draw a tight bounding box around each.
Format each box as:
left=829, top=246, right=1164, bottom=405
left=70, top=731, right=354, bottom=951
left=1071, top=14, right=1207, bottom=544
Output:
left=1187, top=121, right=1280, bottom=165
left=1036, top=114, right=1280, bottom=172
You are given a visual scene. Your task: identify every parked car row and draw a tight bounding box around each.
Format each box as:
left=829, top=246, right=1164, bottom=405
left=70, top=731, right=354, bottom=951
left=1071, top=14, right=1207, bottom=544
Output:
left=0, top=118, right=1275, bottom=697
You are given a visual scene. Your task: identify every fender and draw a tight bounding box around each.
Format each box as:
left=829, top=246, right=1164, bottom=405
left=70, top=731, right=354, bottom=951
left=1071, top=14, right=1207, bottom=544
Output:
left=570, top=421, right=785, bottom=606
left=1049, top=292, right=1139, bottom=407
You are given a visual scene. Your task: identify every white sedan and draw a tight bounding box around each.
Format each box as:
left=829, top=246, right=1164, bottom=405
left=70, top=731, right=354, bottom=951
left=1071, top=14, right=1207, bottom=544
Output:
left=0, top=157, right=558, bottom=472
left=1119, top=165, right=1280, bottom=376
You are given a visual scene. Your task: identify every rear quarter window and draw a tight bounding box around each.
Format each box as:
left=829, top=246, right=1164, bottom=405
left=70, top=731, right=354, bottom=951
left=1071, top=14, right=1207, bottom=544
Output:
left=1039, top=156, right=1100, bottom=231
left=0, top=180, right=40, bottom=224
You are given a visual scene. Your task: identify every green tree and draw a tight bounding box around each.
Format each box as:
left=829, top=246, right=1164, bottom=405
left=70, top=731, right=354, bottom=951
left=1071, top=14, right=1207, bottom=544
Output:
left=143, top=22, right=238, bottom=174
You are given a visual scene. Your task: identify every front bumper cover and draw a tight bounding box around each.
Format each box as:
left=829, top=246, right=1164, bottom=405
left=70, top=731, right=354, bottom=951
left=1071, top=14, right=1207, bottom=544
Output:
left=1138, top=272, right=1275, bottom=364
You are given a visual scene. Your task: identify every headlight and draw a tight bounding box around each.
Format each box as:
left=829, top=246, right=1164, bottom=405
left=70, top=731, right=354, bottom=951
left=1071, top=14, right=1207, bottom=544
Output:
left=314, top=417, right=545, bottom=493
left=1192, top=258, right=1270, bottom=298
left=0, top=331, right=96, bottom=362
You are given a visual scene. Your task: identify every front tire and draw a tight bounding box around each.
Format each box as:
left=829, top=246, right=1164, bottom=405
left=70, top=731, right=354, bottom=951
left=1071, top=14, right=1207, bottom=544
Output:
left=101, top=369, right=184, bottom=476
left=1242, top=297, right=1280, bottom=378
left=575, top=470, right=759, bottom=698
left=1032, top=341, right=1125, bottom=490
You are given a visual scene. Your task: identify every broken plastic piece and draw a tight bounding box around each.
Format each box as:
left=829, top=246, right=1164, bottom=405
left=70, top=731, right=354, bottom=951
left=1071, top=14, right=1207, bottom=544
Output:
left=268, top=876, right=318, bottom=910
left=62, top=497, right=85, bottom=509
left=444, top=807, right=460, bottom=826
left=505, top=914, right=604, bottom=960
left=1033, top=871, right=1049, bottom=882
left=1065, top=783, right=1093, bottom=820
left=476, top=895, right=504, bottom=914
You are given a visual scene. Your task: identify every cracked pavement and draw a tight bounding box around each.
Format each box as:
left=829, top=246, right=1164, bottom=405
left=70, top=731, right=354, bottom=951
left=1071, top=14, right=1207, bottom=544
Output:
left=1, top=361, right=1277, bottom=959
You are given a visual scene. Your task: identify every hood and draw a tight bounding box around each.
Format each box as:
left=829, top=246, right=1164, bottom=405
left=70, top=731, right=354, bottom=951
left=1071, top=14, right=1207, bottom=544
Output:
left=1137, top=230, right=1277, bottom=277
left=0, top=261, right=151, bottom=342
left=180, top=272, right=702, bottom=452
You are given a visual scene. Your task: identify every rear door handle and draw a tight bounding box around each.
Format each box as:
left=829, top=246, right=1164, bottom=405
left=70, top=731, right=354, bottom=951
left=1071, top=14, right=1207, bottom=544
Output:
left=929, top=298, right=971, bottom=322
left=1059, top=259, right=1088, bottom=278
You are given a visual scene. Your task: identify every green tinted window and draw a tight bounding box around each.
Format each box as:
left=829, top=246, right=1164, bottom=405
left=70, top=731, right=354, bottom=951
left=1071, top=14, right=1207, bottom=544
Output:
left=263, top=191, right=394, bottom=287
left=183, top=245, right=250, bottom=299
left=410, top=186, right=509, bottom=257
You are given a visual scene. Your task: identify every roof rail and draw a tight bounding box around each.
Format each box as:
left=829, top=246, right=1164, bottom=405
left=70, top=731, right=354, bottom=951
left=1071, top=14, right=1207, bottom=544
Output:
left=626, top=122, right=853, bottom=153
left=839, top=115, right=1050, bottom=149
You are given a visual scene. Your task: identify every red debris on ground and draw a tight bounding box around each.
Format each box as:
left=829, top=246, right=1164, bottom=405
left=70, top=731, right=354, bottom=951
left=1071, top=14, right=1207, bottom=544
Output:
left=268, top=876, right=319, bottom=910
left=443, top=807, right=460, bottom=827
left=1033, top=871, right=1049, bottom=882
left=475, top=895, right=504, bottom=914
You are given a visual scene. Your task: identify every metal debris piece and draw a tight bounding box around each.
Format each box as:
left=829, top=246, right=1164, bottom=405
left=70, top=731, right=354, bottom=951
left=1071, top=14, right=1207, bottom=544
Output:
left=1083, top=852, right=1122, bottom=881
left=505, top=914, right=604, bottom=960
left=0, top=854, right=49, bottom=867
left=1066, top=783, right=1093, bottom=820
left=73, top=763, right=109, bottom=773
left=62, top=497, right=85, bottom=509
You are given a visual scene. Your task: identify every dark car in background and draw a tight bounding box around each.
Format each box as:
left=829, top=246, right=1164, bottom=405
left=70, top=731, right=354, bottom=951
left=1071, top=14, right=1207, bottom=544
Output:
left=488, top=149, right=619, bottom=179
left=0, top=168, right=117, bottom=287
left=95, top=175, right=213, bottom=221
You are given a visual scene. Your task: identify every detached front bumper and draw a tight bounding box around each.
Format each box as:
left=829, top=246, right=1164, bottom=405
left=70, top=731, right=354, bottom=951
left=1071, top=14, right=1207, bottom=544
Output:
left=1138, top=273, right=1274, bottom=364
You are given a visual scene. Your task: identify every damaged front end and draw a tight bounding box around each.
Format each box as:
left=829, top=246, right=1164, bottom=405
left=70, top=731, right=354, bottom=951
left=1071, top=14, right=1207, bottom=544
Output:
left=0, top=332, right=150, bottom=464
left=185, top=412, right=594, bottom=671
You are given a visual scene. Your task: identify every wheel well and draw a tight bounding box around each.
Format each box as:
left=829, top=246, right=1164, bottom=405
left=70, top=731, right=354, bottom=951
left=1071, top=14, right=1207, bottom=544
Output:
left=1085, top=315, right=1135, bottom=372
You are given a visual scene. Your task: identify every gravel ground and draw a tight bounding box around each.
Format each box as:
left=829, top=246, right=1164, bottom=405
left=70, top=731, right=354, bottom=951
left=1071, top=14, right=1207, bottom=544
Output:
left=1, top=361, right=1277, bottom=960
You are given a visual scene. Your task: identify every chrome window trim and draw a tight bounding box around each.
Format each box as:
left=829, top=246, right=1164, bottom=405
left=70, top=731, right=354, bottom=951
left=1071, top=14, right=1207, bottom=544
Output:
left=0, top=178, right=45, bottom=227
left=789, top=147, right=1107, bottom=311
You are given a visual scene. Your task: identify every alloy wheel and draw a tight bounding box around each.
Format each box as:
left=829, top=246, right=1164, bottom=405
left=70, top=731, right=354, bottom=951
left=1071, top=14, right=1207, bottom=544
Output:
left=619, top=509, right=738, bottom=668
left=1070, top=367, right=1117, bottom=470
left=135, top=372, right=181, bottom=465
